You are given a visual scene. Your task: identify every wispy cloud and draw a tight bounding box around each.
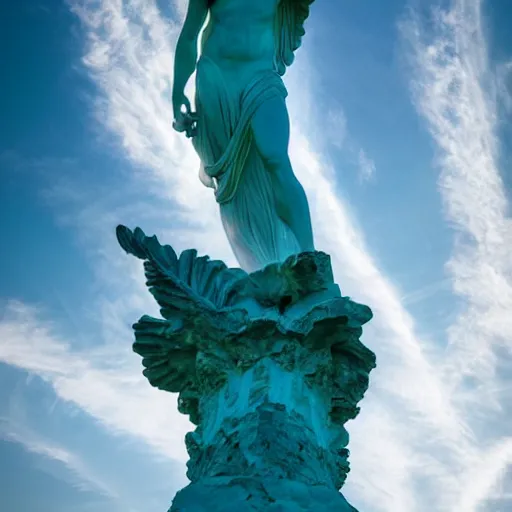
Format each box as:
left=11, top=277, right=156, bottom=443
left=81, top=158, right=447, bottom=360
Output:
left=400, top=277, right=451, bottom=306
left=496, top=60, right=512, bottom=114
left=357, top=148, right=376, bottom=182
left=0, top=416, right=116, bottom=499
left=405, top=0, right=512, bottom=405
left=1, top=0, right=511, bottom=511
left=404, top=0, right=512, bottom=508
left=0, top=301, right=190, bottom=462
left=323, top=105, right=377, bottom=183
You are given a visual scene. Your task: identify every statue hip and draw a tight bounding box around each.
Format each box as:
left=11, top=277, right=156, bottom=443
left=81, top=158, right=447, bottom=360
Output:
left=193, top=56, right=288, bottom=204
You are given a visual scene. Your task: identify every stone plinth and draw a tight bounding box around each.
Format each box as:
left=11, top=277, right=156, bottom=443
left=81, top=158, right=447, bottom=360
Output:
left=116, top=225, right=376, bottom=512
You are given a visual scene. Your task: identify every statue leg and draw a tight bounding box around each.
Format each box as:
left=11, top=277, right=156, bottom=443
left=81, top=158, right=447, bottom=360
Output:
left=251, top=96, right=315, bottom=252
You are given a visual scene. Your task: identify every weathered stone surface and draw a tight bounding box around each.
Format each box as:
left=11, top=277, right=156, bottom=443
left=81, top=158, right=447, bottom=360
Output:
left=186, top=402, right=350, bottom=488
left=236, top=251, right=335, bottom=309
left=171, top=477, right=358, bottom=512
left=117, top=226, right=375, bottom=512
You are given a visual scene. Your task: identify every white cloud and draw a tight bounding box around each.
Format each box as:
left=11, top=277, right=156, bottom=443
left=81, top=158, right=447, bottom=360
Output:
left=1, top=0, right=511, bottom=511
left=400, top=278, right=451, bottom=306
left=496, top=60, right=512, bottom=114
left=0, top=415, right=117, bottom=499
left=357, top=148, right=376, bottom=182
left=0, top=301, right=190, bottom=462
left=322, top=105, right=377, bottom=182
left=325, top=108, right=348, bottom=149
left=404, top=0, right=512, bottom=509
left=406, top=0, right=512, bottom=403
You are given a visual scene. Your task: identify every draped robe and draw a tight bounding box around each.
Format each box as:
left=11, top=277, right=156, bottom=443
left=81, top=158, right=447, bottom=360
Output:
left=192, top=0, right=315, bottom=273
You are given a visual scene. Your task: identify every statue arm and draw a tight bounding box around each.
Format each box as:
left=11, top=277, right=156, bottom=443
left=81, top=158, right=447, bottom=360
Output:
left=172, top=0, right=209, bottom=116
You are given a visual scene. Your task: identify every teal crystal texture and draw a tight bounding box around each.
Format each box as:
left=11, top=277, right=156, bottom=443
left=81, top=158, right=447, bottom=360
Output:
left=117, top=226, right=375, bottom=511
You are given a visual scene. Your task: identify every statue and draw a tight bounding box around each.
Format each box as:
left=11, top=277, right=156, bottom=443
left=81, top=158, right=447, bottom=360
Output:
left=116, top=1, right=376, bottom=510
left=172, top=0, right=315, bottom=272
left=116, top=226, right=375, bottom=512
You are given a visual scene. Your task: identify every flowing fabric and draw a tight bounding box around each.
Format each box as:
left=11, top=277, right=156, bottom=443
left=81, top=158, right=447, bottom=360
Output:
left=274, top=0, right=315, bottom=76
left=192, top=56, right=300, bottom=273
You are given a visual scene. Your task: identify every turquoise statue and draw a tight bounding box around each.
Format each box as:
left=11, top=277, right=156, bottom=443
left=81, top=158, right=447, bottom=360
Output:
left=116, top=1, right=376, bottom=511
left=172, top=0, right=315, bottom=273
left=117, top=226, right=375, bottom=511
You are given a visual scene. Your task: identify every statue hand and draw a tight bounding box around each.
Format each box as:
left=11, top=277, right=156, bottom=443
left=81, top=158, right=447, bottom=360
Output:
left=172, top=93, right=198, bottom=138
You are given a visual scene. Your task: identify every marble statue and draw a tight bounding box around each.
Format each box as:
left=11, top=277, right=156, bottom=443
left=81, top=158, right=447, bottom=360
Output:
left=172, top=0, right=315, bottom=273
left=116, top=1, right=376, bottom=511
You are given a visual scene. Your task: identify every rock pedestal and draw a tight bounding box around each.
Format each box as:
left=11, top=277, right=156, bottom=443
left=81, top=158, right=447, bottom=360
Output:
left=117, top=225, right=376, bottom=512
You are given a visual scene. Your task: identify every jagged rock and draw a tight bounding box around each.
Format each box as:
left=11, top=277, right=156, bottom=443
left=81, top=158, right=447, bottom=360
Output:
left=170, top=476, right=358, bottom=512
left=117, top=226, right=375, bottom=512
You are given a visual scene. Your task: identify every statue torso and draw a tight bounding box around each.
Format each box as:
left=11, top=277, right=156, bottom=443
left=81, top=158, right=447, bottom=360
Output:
left=201, top=0, right=280, bottom=81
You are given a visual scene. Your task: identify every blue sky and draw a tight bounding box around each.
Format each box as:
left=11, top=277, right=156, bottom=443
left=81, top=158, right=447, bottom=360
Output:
left=1, top=0, right=511, bottom=511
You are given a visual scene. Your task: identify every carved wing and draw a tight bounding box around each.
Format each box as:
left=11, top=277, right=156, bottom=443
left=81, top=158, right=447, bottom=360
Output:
left=116, top=225, right=246, bottom=315
left=274, top=0, right=315, bottom=76
left=116, top=226, right=249, bottom=422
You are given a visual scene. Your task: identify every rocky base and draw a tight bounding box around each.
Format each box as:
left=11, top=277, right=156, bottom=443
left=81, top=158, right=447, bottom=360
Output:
left=170, top=477, right=357, bottom=512
left=186, top=402, right=350, bottom=489
left=116, top=226, right=374, bottom=512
